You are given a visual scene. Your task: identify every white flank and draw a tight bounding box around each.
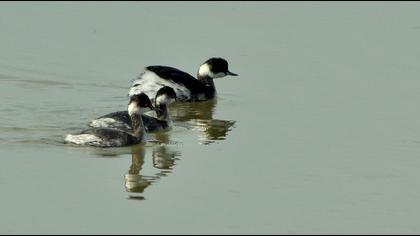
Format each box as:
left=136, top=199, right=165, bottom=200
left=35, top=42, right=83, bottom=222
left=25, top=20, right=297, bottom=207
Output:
left=65, top=134, right=103, bottom=145
left=129, top=70, right=191, bottom=100
left=65, top=134, right=123, bottom=147
left=89, top=118, right=130, bottom=129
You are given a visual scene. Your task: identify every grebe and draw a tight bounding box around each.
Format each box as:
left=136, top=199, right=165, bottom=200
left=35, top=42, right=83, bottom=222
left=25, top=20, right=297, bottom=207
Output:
left=128, top=57, right=238, bottom=101
left=89, top=86, right=177, bottom=133
left=64, top=93, right=154, bottom=147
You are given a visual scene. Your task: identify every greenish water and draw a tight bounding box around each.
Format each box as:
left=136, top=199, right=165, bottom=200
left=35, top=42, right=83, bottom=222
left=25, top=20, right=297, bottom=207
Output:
left=2, top=2, right=420, bottom=234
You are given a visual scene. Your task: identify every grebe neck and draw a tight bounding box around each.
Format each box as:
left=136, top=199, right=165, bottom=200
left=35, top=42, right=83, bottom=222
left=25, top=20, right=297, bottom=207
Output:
left=156, top=104, right=172, bottom=122
left=130, top=113, right=145, bottom=141
left=197, top=63, right=216, bottom=98
left=197, top=74, right=215, bottom=87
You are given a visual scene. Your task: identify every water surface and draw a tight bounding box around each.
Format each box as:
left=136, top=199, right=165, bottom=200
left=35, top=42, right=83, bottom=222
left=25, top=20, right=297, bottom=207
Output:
left=1, top=2, right=420, bottom=234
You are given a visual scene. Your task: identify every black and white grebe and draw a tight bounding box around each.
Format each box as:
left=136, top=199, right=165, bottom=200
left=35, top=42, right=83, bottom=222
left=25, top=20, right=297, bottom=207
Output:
left=89, top=86, right=177, bottom=133
left=64, top=93, right=154, bottom=147
left=128, top=57, right=238, bottom=101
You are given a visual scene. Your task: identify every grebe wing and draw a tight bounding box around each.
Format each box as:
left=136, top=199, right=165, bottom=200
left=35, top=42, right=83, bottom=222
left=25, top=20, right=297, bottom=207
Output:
left=144, top=66, right=206, bottom=92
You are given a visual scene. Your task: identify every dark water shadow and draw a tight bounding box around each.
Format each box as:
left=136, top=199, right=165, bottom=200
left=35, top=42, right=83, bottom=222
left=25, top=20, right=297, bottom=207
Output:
left=169, top=99, right=236, bottom=145
left=125, top=132, right=180, bottom=200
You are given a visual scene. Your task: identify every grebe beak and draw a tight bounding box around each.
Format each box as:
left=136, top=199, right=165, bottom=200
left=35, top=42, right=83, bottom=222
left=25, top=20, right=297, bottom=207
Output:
left=149, top=104, right=156, bottom=111
left=227, top=71, right=238, bottom=76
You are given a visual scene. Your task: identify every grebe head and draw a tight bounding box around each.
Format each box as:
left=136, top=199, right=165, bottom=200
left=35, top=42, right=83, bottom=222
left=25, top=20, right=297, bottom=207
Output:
left=155, top=86, right=177, bottom=119
left=128, top=93, right=154, bottom=117
left=198, top=57, right=238, bottom=79
left=155, top=86, right=177, bottom=106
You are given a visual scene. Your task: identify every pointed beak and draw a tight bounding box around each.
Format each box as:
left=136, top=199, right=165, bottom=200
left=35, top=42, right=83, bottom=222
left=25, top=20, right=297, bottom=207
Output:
left=149, top=104, right=156, bottom=111
left=227, top=71, right=238, bottom=76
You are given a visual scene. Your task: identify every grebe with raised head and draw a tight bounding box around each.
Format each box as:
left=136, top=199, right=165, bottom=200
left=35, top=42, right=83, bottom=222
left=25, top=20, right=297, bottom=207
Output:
left=128, top=57, right=238, bottom=102
left=89, top=86, right=177, bottom=133
left=64, top=93, right=154, bottom=147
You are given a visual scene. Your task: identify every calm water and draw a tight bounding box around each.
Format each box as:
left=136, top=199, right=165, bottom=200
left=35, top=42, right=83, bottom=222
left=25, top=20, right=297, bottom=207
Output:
left=1, top=2, right=420, bottom=234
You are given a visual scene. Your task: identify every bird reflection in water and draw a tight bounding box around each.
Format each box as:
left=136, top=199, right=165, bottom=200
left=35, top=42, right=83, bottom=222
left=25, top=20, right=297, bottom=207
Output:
left=169, top=99, right=236, bottom=145
left=126, top=98, right=235, bottom=199
left=125, top=131, right=180, bottom=200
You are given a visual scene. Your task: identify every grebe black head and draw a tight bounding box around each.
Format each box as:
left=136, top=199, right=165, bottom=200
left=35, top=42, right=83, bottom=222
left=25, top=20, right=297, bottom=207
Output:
left=128, top=93, right=154, bottom=116
left=155, top=86, right=177, bottom=103
left=154, top=86, right=177, bottom=121
left=198, top=57, right=238, bottom=79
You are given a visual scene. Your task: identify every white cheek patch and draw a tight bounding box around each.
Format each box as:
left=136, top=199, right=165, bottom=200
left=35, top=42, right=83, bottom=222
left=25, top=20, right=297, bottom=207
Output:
left=155, top=94, right=174, bottom=105
left=129, top=70, right=191, bottom=100
left=198, top=64, right=226, bottom=79
left=128, top=102, right=140, bottom=116
left=198, top=63, right=211, bottom=77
